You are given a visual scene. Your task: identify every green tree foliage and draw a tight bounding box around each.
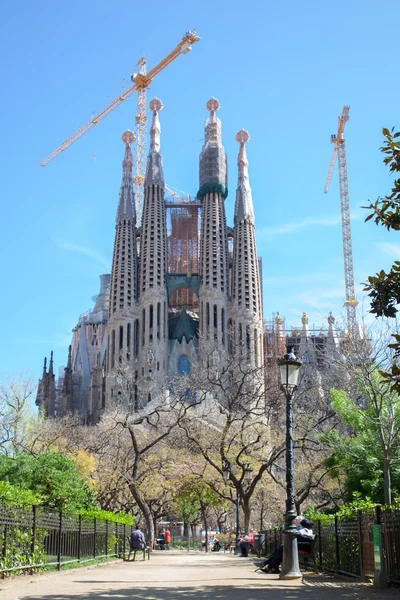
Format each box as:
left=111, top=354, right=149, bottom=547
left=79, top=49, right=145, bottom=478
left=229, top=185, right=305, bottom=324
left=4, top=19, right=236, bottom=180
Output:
left=364, top=127, right=400, bottom=391
left=0, top=452, right=97, bottom=511
left=322, top=369, right=400, bottom=504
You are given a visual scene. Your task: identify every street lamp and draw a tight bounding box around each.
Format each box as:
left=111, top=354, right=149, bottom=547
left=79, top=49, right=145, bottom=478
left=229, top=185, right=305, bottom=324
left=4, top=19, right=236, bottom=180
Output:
left=222, top=462, right=253, bottom=555
left=278, top=348, right=302, bottom=579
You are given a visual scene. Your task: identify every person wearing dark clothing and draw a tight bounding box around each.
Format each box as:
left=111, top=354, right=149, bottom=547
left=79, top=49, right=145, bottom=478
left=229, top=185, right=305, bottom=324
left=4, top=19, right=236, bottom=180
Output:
left=212, top=539, right=221, bottom=552
left=262, top=518, right=314, bottom=574
left=128, top=525, right=146, bottom=559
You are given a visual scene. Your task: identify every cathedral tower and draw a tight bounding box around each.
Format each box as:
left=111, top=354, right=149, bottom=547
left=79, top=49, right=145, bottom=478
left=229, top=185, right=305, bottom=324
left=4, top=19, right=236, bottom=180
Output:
left=106, top=130, right=139, bottom=402
left=198, top=99, right=229, bottom=359
left=138, top=99, right=169, bottom=389
left=231, top=130, right=263, bottom=368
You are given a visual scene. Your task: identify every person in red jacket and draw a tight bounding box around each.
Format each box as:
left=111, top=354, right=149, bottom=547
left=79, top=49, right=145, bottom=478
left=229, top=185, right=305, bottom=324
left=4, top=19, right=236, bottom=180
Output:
left=164, top=528, right=171, bottom=550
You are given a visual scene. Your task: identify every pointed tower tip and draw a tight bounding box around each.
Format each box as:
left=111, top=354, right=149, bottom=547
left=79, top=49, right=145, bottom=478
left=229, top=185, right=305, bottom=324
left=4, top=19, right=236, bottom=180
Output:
left=235, top=129, right=250, bottom=144
left=149, top=98, right=163, bottom=113
left=206, top=98, right=220, bottom=113
left=122, top=130, right=135, bottom=145
left=145, top=98, right=164, bottom=186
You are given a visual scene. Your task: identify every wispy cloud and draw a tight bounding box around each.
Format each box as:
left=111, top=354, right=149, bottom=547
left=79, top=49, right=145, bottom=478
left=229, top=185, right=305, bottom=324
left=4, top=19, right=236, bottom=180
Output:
left=55, top=239, right=110, bottom=270
left=378, top=242, right=400, bottom=259
left=258, top=208, right=363, bottom=237
left=263, top=272, right=331, bottom=286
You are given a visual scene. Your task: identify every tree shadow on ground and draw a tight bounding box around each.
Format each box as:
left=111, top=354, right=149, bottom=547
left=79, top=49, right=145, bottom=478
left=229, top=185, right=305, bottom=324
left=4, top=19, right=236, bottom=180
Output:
left=19, top=580, right=398, bottom=600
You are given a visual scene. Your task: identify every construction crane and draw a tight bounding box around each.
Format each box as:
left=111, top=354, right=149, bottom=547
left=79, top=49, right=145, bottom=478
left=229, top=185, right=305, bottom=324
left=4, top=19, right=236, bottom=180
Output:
left=40, top=30, right=200, bottom=221
left=324, top=106, right=359, bottom=335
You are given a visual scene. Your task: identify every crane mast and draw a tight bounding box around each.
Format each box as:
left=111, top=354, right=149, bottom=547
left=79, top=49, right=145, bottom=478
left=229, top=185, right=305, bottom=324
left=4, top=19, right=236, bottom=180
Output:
left=40, top=30, right=200, bottom=223
left=324, top=106, right=358, bottom=335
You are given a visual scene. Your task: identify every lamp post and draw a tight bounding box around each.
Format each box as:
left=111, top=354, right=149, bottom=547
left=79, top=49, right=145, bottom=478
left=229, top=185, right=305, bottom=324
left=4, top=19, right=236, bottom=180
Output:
left=278, top=348, right=302, bottom=579
left=222, top=462, right=253, bottom=555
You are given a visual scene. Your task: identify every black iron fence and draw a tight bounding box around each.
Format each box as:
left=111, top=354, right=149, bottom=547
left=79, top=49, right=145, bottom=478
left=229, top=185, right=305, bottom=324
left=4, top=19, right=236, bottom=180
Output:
left=262, top=506, right=400, bottom=584
left=0, top=503, right=130, bottom=576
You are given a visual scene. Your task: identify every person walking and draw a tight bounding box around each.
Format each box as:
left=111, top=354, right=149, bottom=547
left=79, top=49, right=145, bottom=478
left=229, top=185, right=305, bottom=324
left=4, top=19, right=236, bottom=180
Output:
left=164, top=528, right=171, bottom=550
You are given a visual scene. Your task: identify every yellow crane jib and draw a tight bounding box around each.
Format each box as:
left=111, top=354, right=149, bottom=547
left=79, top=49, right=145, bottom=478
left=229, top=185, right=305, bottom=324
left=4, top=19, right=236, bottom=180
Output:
left=40, top=30, right=200, bottom=167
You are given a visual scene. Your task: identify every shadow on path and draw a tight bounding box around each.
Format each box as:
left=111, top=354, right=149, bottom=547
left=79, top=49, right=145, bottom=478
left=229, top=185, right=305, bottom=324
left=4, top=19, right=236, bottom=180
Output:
left=19, top=581, right=398, bottom=600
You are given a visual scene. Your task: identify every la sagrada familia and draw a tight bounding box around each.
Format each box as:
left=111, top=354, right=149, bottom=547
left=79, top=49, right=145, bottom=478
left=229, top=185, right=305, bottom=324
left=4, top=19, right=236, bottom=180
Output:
left=36, top=98, right=265, bottom=422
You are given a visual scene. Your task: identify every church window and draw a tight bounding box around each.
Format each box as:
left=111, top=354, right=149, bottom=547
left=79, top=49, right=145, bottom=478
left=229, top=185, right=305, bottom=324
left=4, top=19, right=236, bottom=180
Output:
left=142, top=309, right=145, bottom=346
left=157, top=302, right=160, bottom=340
left=111, top=330, right=115, bottom=368
left=221, top=308, right=225, bottom=345
left=246, top=325, right=251, bottom=359
left=119, top=326, right=123, bottom=351
left=127, top=323, right=131, bottom=358
left=149, top=305, right=153, bottom=342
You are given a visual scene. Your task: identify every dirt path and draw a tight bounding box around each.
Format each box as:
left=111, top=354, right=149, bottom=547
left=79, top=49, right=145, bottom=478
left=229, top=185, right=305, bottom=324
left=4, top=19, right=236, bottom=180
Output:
left=0, top=551, right=398, bottom=600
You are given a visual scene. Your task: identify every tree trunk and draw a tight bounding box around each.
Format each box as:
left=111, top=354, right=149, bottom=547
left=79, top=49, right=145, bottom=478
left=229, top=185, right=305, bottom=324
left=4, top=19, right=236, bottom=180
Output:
left=129, top=484, right=154, bottom=549
left=243, top=500, right=251, bottom=534
left=383, top=453, right=392, bottom=505
left=201, top=504, right=208, bottom=552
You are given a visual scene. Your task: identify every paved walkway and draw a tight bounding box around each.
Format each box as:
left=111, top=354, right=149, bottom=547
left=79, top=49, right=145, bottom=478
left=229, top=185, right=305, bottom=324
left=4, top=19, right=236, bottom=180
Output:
left=0, top=551, right=398, bottom=600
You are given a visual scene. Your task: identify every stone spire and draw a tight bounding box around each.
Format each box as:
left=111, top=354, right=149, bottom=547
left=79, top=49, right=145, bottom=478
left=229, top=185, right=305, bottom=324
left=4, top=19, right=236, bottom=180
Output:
left=109, top=132, right=139, bottom=316
left=145, top=98, right=164, bottom=187
left=48, top=351, right=54, bottom=376
left=234, top=130, right=254, bottom=224
left=138, top=98, right=169, bottom=390
left=198, top=99, right=230, bottom=354
left=198, top=98, right=228, bottom=199
left=298, top=312, right=316, bottom=364
left=117, top=130, right=135, bottom=221
left=327, top=311, right=340, bottom=354
left=231, top=129, right=263, bottom=368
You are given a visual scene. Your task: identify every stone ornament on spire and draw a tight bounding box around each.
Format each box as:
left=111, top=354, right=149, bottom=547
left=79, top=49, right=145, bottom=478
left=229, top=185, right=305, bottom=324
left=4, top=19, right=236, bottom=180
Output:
left=198, top=97, right=227, bottom=196
left=149, top=98, right=163, bottom=154
left=145, top=98, right=164, bottom=187
left=116, top=130, right=136, bottom=221
left=234, top=128, right=254, bottom=224
left=121, top=130, right=135, bottom=181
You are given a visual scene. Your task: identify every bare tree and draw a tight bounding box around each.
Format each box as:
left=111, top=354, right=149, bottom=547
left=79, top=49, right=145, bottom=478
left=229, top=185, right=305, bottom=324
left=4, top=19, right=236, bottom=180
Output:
left=0, top=373, right=36, bottom=455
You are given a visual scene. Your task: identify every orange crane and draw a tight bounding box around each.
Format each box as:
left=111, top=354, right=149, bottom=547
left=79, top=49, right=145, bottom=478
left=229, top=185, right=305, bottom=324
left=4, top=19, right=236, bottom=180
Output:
left=40, top=30, right=200, bottom=221
left=324, top=106, right=359, bottom=335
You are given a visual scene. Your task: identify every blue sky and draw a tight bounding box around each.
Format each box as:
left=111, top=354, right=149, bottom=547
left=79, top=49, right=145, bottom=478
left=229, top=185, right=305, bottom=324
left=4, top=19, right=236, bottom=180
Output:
left=1, top=0, right=399, bottom=382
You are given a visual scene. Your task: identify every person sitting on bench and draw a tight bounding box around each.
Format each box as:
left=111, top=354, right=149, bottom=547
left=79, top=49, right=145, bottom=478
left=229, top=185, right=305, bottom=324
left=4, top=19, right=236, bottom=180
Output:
left=261, top=518, right=314, bottom=574
left=128, top=525, right=146, bottom=559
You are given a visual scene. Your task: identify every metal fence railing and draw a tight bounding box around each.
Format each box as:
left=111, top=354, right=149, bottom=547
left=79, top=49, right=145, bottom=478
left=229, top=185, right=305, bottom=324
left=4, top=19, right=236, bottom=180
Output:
left=0, top=503, right=130, bottom=576
left=261, top=506, right=400, bottom=584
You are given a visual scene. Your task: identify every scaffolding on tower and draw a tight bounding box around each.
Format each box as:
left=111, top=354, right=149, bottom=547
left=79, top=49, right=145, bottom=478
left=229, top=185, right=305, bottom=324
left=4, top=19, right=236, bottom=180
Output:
left=165, top=186, right=201, bottom=310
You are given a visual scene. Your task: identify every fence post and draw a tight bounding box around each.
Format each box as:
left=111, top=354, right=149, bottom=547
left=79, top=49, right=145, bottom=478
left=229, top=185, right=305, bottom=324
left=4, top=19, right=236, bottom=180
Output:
left=123, top=524, right=126, bottom=558
left=334, top=515, right=340, bottom=572
left=357, top=510, right=365, bottom=580
left=93, top=518, right=96, bottom=559
left=30, top=505, right=37, bottom=574
left=78, top=514, right=82, bottom=562
left=105, top=520, right=108, bottom=557
left=115, top=522, right=118, bottom=557
left=2, top=525, right=7, bottom=579
left=318, top=520, right=323, bottom=569
left=57, top=510, right=63, bottom=571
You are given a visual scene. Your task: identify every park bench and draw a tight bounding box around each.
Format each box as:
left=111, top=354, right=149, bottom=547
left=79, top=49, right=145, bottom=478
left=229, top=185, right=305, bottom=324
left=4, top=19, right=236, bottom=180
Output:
left=223, top=541, right=236, bottom=553
left=298, top=534, right=318, bottom=570
left=127, top=542, right=151, bottom=561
